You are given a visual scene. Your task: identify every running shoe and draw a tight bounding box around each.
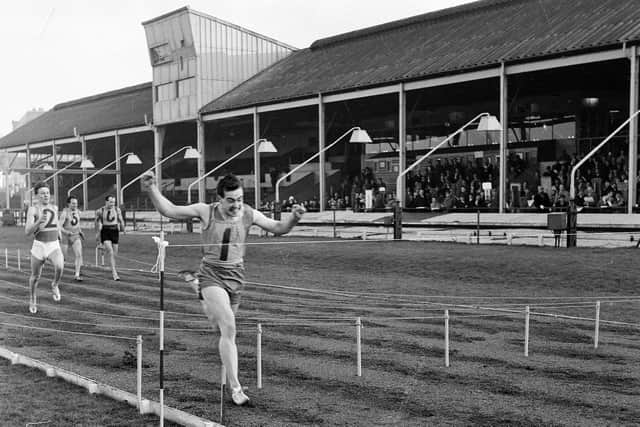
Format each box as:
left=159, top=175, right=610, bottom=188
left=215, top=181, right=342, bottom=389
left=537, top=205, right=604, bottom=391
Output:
left=113, top=272, right=120, bottom=281
left=74, top=275, right=83, bottom=282
left=51, top=283, right=61, bottom=302
left=231, top=387, right=250, bottom=406
left=178, top=270, right=200, bottom=295
left=29, top=300, right=37, bottom=314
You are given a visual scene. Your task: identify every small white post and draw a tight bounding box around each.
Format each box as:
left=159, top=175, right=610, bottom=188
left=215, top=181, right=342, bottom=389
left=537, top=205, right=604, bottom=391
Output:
left=362, top=231, right=367, bottom=240
left=137, top=335, right=143, bottom=411
left=507, top=233, right=513, bottom=245
left=467, top=233, right=473, bottom=245
left=444, top=309, right=450, bottom=367
left=356, top=317, right=362, bottom=376
left=537, top=235, right=544, bottom=247
left=95, top=247, right=99, bottom=266
left=313, top=228, right=318, bottom=238
left=594, top=301, right=600, bottom=349
left=524, top=305, right=530, bottom=357
left=4, top=248, right=8, bottom=268
left=17, top=249, right=20, bottom=271
left=257, top=323, right=262, bottom=389
left=220, top=365, right=226, bottom=423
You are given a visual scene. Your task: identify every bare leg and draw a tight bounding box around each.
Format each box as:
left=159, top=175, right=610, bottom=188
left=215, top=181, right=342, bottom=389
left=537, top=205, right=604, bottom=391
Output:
left=103, top=241, right=119, bottom=280
left=200, top=286, right=242, bottom=391
left=49, top=249, right=64, bottom=301
left=28, top=256, right=45, bottom=313
left=72, top=239, right=83, bottom=278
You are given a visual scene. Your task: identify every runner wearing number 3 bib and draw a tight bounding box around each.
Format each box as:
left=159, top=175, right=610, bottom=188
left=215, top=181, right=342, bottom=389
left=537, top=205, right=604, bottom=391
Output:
left=25, top=182, right=64, bottom=314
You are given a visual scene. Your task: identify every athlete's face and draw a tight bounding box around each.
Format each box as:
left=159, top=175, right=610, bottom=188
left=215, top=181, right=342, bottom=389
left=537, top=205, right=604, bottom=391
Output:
left=68, top=198, right=78, bottom=210
left=106, top=197, right=115, bottom=208
left=220, top=188, right=243, bottom=217
left=36, top=187, right=50, bottom=205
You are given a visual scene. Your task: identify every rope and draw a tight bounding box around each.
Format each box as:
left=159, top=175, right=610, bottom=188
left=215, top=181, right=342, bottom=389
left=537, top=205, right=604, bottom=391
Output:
left=166, top=239, right=401, bottom=248
left=0, top=321, right=137, bottom=340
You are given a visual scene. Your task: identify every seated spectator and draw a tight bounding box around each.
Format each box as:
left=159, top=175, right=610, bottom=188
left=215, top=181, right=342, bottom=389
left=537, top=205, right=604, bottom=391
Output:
left=430, top=197, right=442, bottom=211
left=442, top=190, right=457, bottom=210
left=533, top=186, right=551, bottom=211
left=554, top=194, right=569, bottom=208
left=414, top=189, right=428, bottom=208
left=600, top=190, right=615, bottom=208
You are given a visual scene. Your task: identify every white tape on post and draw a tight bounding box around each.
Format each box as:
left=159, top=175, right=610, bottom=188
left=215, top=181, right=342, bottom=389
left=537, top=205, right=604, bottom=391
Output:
left=594, top=301, right=600, bottom=349
left=524, top=305, right=530, bottom=357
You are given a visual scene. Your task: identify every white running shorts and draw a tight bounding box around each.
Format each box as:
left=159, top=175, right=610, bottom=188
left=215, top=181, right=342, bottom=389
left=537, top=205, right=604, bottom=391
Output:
left=31, top=240, right=61, bottom=261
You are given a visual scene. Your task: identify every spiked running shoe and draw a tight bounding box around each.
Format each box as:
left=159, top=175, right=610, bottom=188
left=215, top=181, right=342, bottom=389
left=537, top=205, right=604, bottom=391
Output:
left=51, top=283, right=61, bottom=302
left=178, top=270, right=201, bottom=296
left=231, top=387, right=250, bottom=406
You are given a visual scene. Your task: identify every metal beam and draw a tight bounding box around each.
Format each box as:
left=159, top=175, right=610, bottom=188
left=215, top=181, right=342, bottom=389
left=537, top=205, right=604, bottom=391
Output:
left=201, top=107, right=254, bottom=122
left=257, top=98, right=318, bottom=113
left=323, top=85, right=402, bottom=104
left=505, top=48, right=625, bottom=75
left=629, top=46, right=639, bottom=213
left=253, top=108, right=261, bottom=208
left=398, top=84, right=406, bottom=207
left=404, top=68, right=500, bottom=91
left=318, top=94, right=326, bottom=211
left=499, top=63, right=507, bottom=213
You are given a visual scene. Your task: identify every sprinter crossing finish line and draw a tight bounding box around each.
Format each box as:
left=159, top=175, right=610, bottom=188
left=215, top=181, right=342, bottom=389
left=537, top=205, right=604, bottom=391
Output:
left=141, top=171, right=305, bottom=406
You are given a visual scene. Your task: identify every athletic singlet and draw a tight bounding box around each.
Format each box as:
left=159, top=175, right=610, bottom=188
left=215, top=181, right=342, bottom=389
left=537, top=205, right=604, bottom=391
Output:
left=98, top=206, right=120, bottom=228
left=62, top=208, right=81, bottom=235
left=33, top=204, right=59, bottom=242
left=201, top=203, right=253, bottom=268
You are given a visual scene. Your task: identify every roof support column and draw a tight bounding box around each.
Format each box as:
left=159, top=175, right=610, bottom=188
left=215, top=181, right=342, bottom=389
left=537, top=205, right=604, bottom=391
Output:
left=398, top=84, right=406, bottom=207
left=499, top=63, right=508, bottom=213
left=52, top=140, right=59, bottom=207
left=197, top=119, right=206, bottom=203
left=115, top=131, right=121, bottom=206
left=154, top=126, right=165, bottom=189
left=628, top=45, right=638, bottom=213
left=253, top=107, right=261, bottom=208
left=81, top=136, right=88, bottom=210
left=318, top=94, right=326, bottom=211
left=26, top=145, right=31, bottom=205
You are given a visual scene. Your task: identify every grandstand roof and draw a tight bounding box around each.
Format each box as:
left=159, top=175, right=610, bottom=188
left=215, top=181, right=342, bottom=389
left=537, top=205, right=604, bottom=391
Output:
left=201, top=0, right=640, bottom=114
left=0, top=82, right=152, bottom=149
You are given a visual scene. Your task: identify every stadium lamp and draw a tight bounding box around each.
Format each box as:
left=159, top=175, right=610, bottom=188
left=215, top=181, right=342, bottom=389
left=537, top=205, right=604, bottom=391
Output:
left=120, top=145, right=200, bottom=204
left=33, top=158, right=94, bottom=185
left=187, top=138, right=277, bottom=204
left=80, top=159, right=95, bottom=168
left=67, top=152, right=141, bottom=197
left=275, top=127, right=370, bottom=207
left=395, top=112, right=500, bottom=206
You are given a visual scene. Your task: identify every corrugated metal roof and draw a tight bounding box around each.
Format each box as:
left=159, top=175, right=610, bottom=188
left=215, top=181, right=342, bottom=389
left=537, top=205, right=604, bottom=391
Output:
left=0, top=82, right=152, bottom=149
left=202, top=0, right=640, bottom=114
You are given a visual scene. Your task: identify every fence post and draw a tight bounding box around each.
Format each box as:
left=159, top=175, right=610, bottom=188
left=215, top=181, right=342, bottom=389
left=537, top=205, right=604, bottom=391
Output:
left=524, top=305, right=530, bottom=357
left=594, top=301, right=600, bottom=349
left=4, top=248, right=7, bottom=269
left=356, top=317, right=362, bottom=376
left=257, top=323, right=262, bottom=389
left=444, top=309, right=450, bottom=367
left=507, top=233, right=513, bottom=245
left=537, top=235, right=544, bottom=247
left=137, top=335, right=143, bottom=412
left=17, top=249, right=20, bottom=271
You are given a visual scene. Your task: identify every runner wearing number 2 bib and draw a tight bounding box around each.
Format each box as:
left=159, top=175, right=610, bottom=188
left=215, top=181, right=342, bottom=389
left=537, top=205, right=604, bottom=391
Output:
left=25, top=182, right=64, bottom=314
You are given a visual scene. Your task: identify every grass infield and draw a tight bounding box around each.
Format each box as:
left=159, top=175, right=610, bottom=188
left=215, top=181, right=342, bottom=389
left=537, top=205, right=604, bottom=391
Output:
left=0, top=226, right=639, bottom=426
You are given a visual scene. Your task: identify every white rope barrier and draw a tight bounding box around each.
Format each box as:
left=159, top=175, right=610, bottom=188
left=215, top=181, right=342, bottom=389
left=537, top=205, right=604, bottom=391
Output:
left=0, top=321, right=136, bottom=340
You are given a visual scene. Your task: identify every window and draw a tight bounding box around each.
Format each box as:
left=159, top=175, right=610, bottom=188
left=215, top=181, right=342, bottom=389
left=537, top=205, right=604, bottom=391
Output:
left=149, top=43, right=172, bottom=65
left=155, top=83, right=174, bottom=102
left=177, top=78, right=195, bottom=98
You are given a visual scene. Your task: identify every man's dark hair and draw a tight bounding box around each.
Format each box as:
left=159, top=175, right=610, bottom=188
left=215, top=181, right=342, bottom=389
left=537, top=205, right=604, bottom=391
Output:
left=33, top=182, right=49, bottom=194
left=66, top=195, right=78, bottom=204
left=105, top=195, right=115, bottom=201
left=217, top=174, right=242, bottom=198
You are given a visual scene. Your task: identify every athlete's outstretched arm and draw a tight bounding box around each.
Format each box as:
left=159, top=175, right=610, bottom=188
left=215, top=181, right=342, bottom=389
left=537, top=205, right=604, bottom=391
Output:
left=141, top=172, right=208, bottom=222
left=252, top=205, right=305, bottom=236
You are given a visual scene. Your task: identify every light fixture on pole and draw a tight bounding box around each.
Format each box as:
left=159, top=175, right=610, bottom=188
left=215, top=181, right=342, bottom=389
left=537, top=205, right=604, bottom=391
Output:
left=30, top=158, right=95, bottom=186
left=120, top=146, right=200, bottom=205
left=187, top=139, right=277, bottom=204
left=274, top=127, right=371, bottom=209
left=393, top=112, right=501, bottom=239
left=67, top=153, right=141, bottom=197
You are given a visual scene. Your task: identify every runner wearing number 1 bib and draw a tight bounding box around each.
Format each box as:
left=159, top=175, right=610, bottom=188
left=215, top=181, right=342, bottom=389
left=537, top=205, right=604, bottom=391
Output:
left=142, top=172, right=305, bottom=407
left=26, top=182, right=64, bottom=314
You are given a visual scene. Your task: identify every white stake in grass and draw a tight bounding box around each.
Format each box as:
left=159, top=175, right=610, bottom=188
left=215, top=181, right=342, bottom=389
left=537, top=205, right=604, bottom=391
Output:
left=4, top=248, right=8, bottom=268
left=356, top=317, right=362, bottom=377
left=137, top=335, right=143, bottom=412
left=257, top=323, right=262, bottom=389
left=524, top=305, right=530, bottom=357
left=17, top=249, right=20, bottom=271
left=594, top=301, right=600, bottom=349
left=444, top=309, right=450, bottom=367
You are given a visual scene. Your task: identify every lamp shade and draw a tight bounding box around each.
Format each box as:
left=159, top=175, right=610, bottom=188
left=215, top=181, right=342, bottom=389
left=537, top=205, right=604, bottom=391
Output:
left=40, top=163, right=53, bottom=170
left=80, top=159, right=95, bottom=168
left=125, top=153, right=142, bottom=165
left=183, top=147, right=200, bottom=159
left=477, top=115, right=502, bottom=131
left=257, top=139, right=277, bottom=153
left=349, top=128, right=372, bottom=143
